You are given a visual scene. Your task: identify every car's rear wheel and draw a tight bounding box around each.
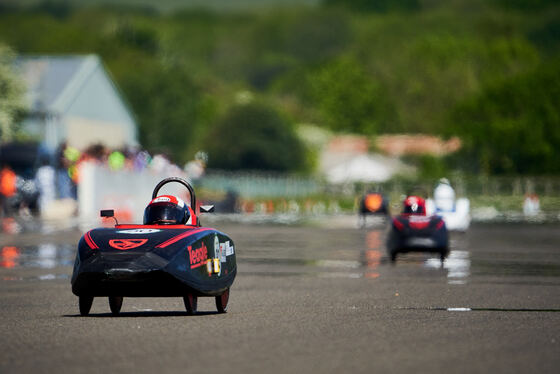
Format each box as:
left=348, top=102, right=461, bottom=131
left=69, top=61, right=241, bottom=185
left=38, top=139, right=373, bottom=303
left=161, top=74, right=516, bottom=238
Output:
left=216, top=288, right=230, bottom=313
left=79, top=296, right=94, bottom=316
left=109, top=296, right=123, bottom=315
left=183, top=294, right=197, bottom=315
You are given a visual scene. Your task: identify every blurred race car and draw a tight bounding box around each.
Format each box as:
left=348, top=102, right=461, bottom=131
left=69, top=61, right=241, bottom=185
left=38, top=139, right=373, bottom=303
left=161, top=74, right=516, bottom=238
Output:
left=386, top=196, right=448, bottom=263
left=71, top=177, right=236, bottom=316
left=358, top=192, right=389, bottom=226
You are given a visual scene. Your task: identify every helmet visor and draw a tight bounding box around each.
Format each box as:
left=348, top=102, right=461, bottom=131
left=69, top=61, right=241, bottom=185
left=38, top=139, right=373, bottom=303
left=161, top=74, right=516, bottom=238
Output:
left=403, top=203, right=425, bottom=214
left=144, top=203, right=187, bottom=225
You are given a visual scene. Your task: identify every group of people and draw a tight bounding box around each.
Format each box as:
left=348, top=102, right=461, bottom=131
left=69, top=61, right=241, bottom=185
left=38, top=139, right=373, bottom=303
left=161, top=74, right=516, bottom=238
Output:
left=1, top=141, right=207, bottom=218
left=56, top=142, right=163, bottom=193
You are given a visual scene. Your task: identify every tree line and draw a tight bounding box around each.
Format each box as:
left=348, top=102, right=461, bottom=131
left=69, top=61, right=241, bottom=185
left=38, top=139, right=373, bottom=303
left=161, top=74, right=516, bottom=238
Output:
left=0, top=0, right=559, bottom=174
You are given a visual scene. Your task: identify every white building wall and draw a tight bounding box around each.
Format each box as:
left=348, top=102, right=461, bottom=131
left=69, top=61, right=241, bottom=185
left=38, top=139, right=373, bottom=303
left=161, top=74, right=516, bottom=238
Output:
left=64, top=63, right=138, bottom=150
left=79, top=162, right=189, bottom=227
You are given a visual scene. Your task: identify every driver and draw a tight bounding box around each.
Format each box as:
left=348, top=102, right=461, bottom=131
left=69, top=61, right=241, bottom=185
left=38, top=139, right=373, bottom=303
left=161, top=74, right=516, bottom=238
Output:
left=403, top=196, right=426, bottom=215
left=143, top=195, right=197, bottom=225
left=434, top=178, right=455, bottom=212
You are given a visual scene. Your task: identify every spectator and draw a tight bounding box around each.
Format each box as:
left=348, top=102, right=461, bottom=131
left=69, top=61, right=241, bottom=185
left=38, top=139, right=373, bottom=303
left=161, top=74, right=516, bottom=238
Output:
left=133, top=150, right=151, bottom=172
left=434, top=178, right=456, bottom=212
left=56, top=142, right=78, bottom=199
left=108, top=150, right=125, bottom=171
left=0, top=164, right=17, bottom=217
left=184, top=151, right=208, bottom=182
left=34, top=155, right=56, bottom=215
left=523, top=193, right=540, bottom=216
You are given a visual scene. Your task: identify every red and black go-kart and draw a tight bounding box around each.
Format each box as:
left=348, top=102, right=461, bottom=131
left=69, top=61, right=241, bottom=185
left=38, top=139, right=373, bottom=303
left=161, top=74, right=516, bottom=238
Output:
left=386, top=196, right=448, bottom=263
left=71, top=177, right=236, bottom=316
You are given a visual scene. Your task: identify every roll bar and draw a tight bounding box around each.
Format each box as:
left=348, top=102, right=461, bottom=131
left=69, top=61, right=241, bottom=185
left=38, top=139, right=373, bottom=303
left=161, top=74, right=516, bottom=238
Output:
left=152, top=177, right=196, bottom=208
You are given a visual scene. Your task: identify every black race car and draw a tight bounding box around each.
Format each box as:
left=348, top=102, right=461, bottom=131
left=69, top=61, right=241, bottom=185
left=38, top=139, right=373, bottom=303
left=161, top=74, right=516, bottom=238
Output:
left=71, top=177, right=236, bottom=316
left=386, top=196, right=448, bottom=263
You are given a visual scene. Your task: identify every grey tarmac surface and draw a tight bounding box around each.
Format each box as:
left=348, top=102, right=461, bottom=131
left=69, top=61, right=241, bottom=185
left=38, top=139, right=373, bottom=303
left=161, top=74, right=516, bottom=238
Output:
left=1, top=220, right=559, bottom=373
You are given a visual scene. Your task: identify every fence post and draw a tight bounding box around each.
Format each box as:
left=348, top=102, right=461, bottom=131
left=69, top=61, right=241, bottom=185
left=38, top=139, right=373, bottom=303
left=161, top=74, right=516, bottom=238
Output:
left=513, top=178, right=521, bottom=196
left=545, top=180, right=553, bottom=196
left=524, top=178, right=534, bottom=195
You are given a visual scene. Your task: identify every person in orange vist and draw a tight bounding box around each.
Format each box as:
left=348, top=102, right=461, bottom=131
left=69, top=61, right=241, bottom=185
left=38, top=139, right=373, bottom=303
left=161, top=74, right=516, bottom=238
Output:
left=0, top=164, right=17, bottom=217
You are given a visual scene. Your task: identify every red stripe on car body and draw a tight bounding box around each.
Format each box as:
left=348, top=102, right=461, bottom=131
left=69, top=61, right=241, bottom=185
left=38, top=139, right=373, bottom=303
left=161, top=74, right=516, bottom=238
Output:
left=392, top=218, right=404, bottom=231
left=84, top=230, right=99, bottom=249
left=156, top=228, right=212, bottom=248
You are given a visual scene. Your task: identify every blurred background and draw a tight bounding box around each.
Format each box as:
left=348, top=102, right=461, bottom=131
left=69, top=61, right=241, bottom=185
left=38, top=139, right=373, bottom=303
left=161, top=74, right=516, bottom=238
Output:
left=1, top=0, right=559, bottom=227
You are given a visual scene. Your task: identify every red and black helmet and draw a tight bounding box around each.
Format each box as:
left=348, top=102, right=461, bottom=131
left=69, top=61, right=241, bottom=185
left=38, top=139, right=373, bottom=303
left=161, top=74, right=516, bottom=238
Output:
left=403, top=196, right=426, bottom=215
left=143, top=195, right=190, bottom=225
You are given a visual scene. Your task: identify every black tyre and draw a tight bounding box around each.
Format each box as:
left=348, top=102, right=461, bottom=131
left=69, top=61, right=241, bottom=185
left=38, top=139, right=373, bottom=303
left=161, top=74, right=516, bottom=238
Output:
left=216, top=288, right=230, bottom=313
left=183, top=294, right=198, bottom=315
left=79, top=296, right=94, bottom=316
left=109, top=296, right=123, bottom=315
left=387, top=230, right=399, bottom=263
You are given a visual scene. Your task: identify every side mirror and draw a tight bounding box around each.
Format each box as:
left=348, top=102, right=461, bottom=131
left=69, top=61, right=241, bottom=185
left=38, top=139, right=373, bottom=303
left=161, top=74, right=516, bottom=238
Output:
left=100, top=209, right=118, bottom=226
left=200, top=205, right=214, bottom=213
left=100, top=210, right=114, bottom=217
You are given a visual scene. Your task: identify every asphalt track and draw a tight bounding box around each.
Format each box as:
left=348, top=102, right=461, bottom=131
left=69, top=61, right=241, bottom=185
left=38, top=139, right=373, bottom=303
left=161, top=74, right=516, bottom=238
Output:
left=1, top=220, right=559, bottom=373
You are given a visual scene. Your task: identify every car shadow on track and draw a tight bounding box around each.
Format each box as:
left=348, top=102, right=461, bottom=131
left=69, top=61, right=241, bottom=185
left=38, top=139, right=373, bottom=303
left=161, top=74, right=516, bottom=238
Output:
left=63, top=311, right=221, bottom=318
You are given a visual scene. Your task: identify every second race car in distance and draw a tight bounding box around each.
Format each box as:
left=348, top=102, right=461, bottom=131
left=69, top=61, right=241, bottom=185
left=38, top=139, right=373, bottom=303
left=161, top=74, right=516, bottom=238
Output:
left=386, top=196, right=449, bottom=263
left=358, top=191, right=389, bottom=227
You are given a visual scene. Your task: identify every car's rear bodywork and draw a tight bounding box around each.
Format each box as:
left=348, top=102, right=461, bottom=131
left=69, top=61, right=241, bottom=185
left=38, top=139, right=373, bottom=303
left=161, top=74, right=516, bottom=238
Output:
left=386, top=214, right=448, bottom=262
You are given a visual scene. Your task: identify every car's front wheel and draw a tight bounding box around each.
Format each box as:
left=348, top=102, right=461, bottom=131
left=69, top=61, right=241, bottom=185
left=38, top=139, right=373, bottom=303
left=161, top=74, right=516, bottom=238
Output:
left=79, top=296, right=94, bottom=316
